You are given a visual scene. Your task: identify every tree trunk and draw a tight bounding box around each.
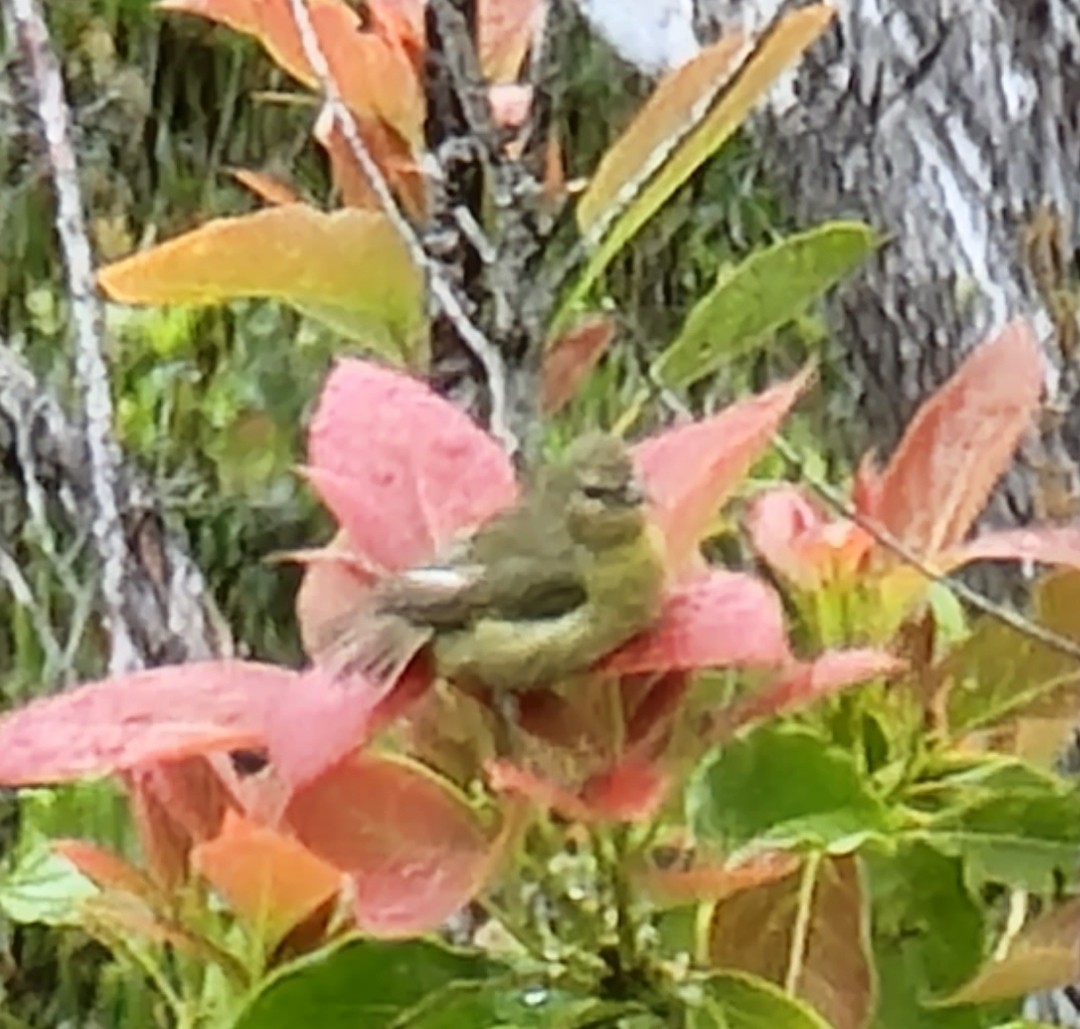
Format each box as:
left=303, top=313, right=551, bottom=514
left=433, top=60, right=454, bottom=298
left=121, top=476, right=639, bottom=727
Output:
left=694, top=0, right=1080, bottom=534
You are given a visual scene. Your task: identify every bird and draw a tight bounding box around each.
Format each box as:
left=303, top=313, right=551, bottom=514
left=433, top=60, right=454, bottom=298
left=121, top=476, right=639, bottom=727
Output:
left=321, top=432, right=668, bottom=696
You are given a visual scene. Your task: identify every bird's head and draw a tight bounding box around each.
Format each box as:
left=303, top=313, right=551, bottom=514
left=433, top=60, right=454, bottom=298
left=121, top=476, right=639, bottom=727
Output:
left=559, top=433, right=648, bottom=549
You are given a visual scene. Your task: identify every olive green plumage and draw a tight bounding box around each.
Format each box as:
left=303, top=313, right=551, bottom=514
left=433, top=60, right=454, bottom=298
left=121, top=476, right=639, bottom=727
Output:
left=326, top=433, right=666, bottom=692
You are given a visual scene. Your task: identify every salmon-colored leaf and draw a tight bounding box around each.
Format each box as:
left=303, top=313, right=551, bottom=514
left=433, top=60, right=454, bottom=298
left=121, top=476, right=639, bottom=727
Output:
left=871, top=320, right=1044, bottom=557
left=294, top=534, right=375, bottom=662
left=284, top=753, right=492, bottom=936
left=579, top=759, right=670, bottom=822
left=603, top=571, right=791, bottom=675
left=126, top=757, right=232, bottom=890
left=714, top=649, right=904, bottom=740
left=939, top=526, right=1080, bottom=575
left=0, top=662, right=294, bottom=785
left=634, top=367, right=812, bottom=571
left=307, top=359, right=518, bottom=572
left=747, top=486, right=872, bottom=588
left=639, top=848, right=800, bottom=907
left=192, top=812, right=344, bottom=947
left=480, top=0, right=545, bottom=81
left=541, top=316, right=615, bottom=413
left=52, top=841, right=167, bottom=909
left=486, top=759, right=595, bottom=822
left=161, top=0, right=424, bottom=146
left=98, top=205, right=424, bottom=352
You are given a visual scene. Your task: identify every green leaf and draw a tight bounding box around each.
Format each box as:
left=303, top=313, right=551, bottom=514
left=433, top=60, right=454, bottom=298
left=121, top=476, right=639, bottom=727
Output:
left=918, top=795, right=1080, bottom=892
left=232, top=937, right=506, bottom=1029
left=866, top=843, right=994, bottom=1029
left=696, top=971, right=832, bottom=1028
left=0, top=837, right=97, bottom=926
left=690, top=724, right=894, bottom=852
left=943, top=570, right=1080, bottom=765
left=653, top=223, right=876, bottom=388
left=559, top=6, right=835, bottom=326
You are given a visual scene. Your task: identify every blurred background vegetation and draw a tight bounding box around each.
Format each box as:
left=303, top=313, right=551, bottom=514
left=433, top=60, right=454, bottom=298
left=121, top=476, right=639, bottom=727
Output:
left=0, top=2, right=824, bottom=1023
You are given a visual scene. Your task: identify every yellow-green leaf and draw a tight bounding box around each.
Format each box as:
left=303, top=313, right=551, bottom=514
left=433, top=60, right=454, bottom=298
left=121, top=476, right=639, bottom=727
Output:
left=562, top=5, right=835, bottom=325
left=98, top=205, right=425, bottom=362
left=654, top=222, right=876, bottom=388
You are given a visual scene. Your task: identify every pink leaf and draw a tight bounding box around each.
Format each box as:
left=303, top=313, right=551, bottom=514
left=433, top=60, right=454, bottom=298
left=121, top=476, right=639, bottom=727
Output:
left=284, top=753, right=493, bottom=937
left=603, top=571, right=791, bottom=675
left=871, top=320, right=1044, bottom=557
left=264, top=664, right=432, bottom=791
left=307, top=360, right=517, bottom=571
left=715, top=648, right=905, bottom=738
left=0, top=662, right=294, bottom=785
left=634, top=367, right=813, bottom=572
left=940, top=526, right=1080, bottom=574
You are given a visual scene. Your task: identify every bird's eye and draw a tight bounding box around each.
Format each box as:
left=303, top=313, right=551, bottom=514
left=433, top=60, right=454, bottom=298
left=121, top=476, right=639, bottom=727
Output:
left=580, top=483, right=614, bottom=501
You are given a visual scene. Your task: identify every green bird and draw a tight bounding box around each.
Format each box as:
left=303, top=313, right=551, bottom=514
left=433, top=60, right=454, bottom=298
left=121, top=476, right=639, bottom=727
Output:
left=326, top=433, right=667, bottom=694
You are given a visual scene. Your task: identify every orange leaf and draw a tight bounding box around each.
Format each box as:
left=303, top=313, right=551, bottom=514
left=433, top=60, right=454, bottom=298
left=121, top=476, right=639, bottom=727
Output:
left=284, top=753, right=493, bottom=936
left=306, top=359, right=518, bottom=572
left=0, top=661, right=295, bottom=785
left=161, top=0, right=424, bottom=146
left=314, top=107, right=426, bottom=220
left=634, top=366, right=813, bottom=572
left=577, top=32, right=748, bottom=233
left=541, top=316, right=616, bottom=413
left=603, top=571, right=791, bottom=675
left=97, top=205, right=423, bottom=346
left=870, top=319, right=1044, bottom=558
left=192, top=812, right=343, bottom=948
left=227, top=167, right=301, bottom=206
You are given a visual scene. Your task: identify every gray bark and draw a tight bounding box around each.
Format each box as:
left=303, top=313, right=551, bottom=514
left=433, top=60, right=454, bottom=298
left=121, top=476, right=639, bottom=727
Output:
left=694, top=0, right=1080, bottom=532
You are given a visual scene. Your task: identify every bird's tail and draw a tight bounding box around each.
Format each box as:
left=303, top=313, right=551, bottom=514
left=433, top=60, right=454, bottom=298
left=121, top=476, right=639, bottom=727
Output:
left=313, top=602, right=434, bottom=695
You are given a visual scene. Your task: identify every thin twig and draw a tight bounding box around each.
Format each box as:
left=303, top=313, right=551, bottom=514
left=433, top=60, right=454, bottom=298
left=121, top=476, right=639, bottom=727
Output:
left=772, top=433, right=1080, bottom=663
left=283, top=0, right=515, bottom=451
left=6, top=0, right=139, bottom=674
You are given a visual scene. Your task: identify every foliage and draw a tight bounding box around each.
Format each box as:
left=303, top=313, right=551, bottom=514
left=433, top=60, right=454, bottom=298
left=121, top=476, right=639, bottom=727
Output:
left=6, top=2, right=1080, bottom=1029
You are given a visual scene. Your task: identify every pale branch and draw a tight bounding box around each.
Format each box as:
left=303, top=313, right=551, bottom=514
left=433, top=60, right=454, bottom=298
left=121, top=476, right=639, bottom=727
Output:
left=0, top=343, right=233, bottom=670
left=772, top=433, right=1080, bottom=664
left=5, top=0, right=138, bottom=674
left=282, top=0, right=517, bottom=454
